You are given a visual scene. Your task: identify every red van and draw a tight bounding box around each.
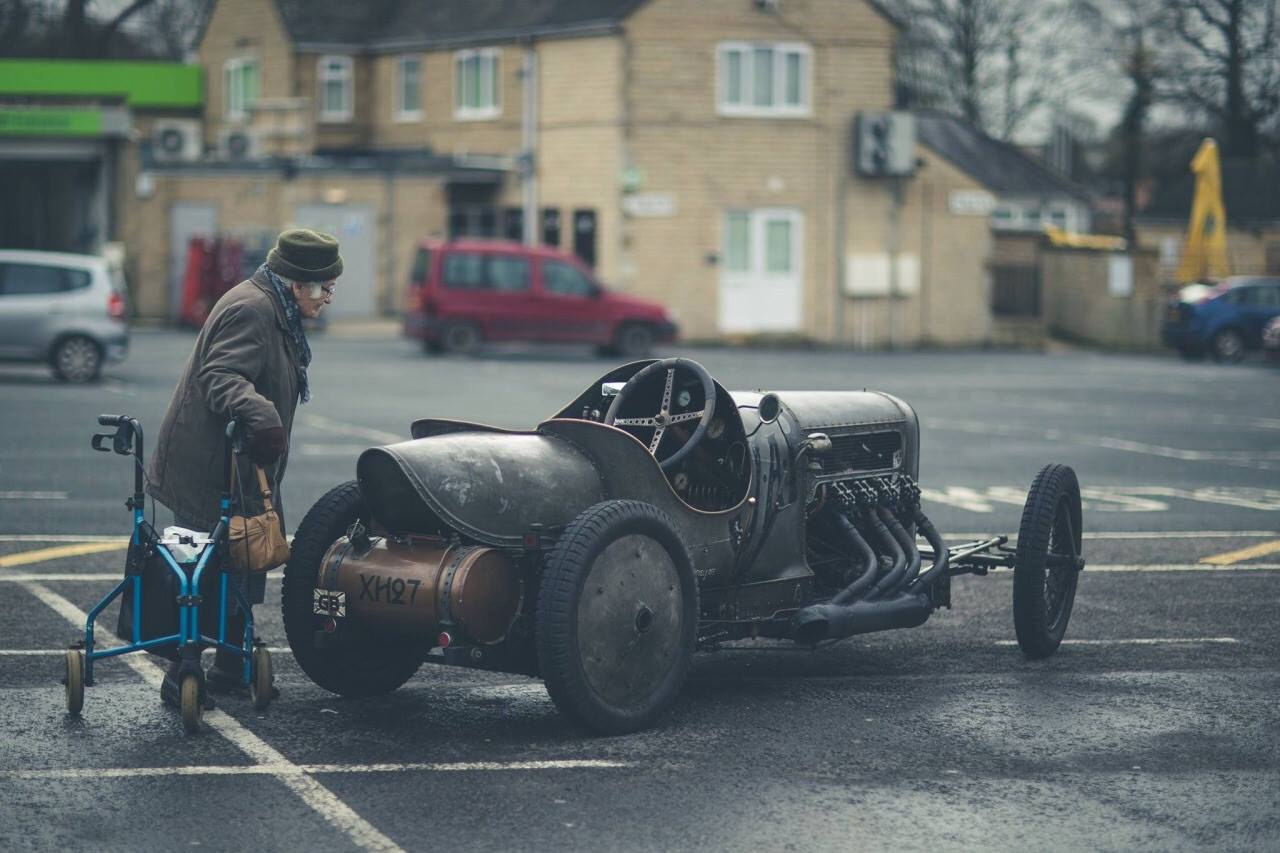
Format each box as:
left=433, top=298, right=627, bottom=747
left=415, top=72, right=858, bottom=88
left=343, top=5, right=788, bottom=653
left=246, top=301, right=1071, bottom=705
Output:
left=403, top=239, right=677, bottom=356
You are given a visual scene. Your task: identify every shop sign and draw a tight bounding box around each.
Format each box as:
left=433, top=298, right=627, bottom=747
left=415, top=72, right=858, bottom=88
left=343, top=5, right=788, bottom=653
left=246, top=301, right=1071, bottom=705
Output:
left=0, top=108, right=102, bottom=137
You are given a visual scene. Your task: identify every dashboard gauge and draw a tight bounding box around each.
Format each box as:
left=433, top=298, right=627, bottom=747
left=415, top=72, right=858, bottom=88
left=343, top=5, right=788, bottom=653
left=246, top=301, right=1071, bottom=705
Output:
left=676, top=389, right=692, bottom=408
left=673, top=472, right=689, bottom=491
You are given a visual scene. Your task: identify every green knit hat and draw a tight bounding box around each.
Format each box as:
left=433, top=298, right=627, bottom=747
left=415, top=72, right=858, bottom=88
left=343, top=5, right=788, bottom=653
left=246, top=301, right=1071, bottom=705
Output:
left=267, top=228, right=343, bottom=282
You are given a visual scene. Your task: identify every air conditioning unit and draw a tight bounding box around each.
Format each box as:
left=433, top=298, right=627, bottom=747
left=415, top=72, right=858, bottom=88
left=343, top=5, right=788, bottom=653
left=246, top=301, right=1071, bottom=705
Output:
left=218, top=127, right=261, bottom=161
left=151, top=119, right=202, bottom=162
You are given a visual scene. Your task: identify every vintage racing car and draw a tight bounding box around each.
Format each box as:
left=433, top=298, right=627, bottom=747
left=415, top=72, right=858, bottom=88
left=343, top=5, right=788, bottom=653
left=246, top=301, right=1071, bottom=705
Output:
left=285, top=358, right=1084, bottom=734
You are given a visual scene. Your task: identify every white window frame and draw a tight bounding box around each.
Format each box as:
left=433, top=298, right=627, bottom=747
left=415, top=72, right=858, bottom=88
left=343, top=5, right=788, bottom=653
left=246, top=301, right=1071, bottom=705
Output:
left=394, top=55, right=422, bottom=122
left=223, top=56, right=259, bottom=121
left=716, top=41, right=811, bottom=118
left=453, top=48, right=501, bottom=120
left=318, top=55, right=354, bottom=123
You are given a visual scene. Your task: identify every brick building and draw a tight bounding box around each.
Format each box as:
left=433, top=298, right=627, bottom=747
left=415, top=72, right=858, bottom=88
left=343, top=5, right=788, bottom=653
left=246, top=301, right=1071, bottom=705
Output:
left=121, top=0, right=999, bottom=344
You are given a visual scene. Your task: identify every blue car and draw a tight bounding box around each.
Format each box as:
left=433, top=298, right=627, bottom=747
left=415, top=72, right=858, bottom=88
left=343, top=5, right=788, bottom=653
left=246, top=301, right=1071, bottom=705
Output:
left=1162, top=276, right=1280, bottom=362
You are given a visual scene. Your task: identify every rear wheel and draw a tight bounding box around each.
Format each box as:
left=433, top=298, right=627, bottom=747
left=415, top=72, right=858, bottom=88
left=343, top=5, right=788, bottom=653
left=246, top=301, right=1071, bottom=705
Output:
left=249, top=644, right=273, bottom=711
left=439, top=321, right=482, bottom=355
left=51, top=335, right=102, bottom=383
left=536, top=500, right=697, bottom=734
left=614, top=324, right=656, bottom=359
left=1013, top=464, right=1083, bottom=658
left=64, top=649, right=85, bottom=715
left=1211, top=328, right=1245, bottom=363
left=283, top=481, right=427, bottom=697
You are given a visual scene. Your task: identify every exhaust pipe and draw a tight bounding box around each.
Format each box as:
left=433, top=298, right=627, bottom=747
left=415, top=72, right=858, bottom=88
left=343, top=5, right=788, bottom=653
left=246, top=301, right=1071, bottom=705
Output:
left=879, top=508, right=922, bottom=595
left=828, top=510, right=879, bottom=605
left=909, top=509, right=951, bottom=591
left=791, top=590, right=931, bottom=645
left=865, top=509, right=906, bottom=599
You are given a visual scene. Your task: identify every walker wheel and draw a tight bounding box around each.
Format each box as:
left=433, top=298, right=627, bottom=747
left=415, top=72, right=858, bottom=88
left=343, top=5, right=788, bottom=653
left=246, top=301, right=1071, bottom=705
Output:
left=180, top=673, right=203, bottom=733
left=249, top=645, right=273, bottom=711
left=64, top=649, right=85, bottom=715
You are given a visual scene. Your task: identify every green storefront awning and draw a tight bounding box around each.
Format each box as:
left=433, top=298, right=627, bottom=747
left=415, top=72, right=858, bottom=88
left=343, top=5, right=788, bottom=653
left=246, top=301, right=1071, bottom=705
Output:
left=0, top=60, right=201, bottom=108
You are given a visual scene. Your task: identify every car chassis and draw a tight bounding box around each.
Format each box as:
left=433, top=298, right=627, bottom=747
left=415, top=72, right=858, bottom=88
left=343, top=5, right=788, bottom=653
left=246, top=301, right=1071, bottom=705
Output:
left=286, top=358, right=1084, bottom=734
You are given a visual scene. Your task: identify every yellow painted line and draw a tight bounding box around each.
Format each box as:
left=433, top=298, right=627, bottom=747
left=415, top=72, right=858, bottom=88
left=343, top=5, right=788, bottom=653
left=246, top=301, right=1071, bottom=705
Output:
left=1200, top=539, right=1280, bottom=566
left=0, top=540, right=128, bottom=568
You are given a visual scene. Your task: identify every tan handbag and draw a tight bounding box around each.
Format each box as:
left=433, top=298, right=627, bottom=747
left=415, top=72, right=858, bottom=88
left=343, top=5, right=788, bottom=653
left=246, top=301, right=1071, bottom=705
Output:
left=228, top=464, right=291, bottom=573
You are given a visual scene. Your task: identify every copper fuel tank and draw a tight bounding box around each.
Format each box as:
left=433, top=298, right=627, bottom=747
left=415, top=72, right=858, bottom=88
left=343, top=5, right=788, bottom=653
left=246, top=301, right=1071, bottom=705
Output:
left=317, top=536, right=522, bottom=644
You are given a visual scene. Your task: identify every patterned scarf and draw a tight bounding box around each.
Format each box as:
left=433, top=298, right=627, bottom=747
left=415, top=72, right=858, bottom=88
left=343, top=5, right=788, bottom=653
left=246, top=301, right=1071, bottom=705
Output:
left=259, top=263, right=312, bottom=403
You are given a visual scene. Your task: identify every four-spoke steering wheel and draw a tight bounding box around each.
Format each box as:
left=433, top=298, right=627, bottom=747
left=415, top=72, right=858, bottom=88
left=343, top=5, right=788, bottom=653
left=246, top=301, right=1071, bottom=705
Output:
left=604, top=358, right=717, bottom=470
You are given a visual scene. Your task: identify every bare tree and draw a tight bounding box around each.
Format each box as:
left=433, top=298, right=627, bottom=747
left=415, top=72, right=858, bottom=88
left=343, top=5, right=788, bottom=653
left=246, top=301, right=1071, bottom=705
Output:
left=1165, top=0, right=1280, bottom=158
left=890, top=0, right=1075, bottom=140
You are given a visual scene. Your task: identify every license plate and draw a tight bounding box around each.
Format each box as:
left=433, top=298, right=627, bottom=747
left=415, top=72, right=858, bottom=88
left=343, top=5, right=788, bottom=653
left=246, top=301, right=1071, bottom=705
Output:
left=313, top=589, right=346, bottom=618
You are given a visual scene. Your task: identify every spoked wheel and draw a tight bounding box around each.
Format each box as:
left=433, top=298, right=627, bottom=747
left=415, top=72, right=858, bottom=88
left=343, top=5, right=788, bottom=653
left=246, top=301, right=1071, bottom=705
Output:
left=249, top=644, right=273, bottom=711
left=536, top=500, right=698, bottom=735
left=179, top=674, right=203, bottom=734
left=1013, top=464, right=1084, bottom=658
left=51, top=335, right=102, bottom=383
left=283, top=481, right=428, bottom=697
left=64, top=649, right=85, bottom=715
left=439, top=321, right=482, bottom=356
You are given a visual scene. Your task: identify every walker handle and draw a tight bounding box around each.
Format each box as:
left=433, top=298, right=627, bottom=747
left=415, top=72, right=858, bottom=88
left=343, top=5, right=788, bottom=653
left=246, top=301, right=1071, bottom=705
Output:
left=98, top=414, right=127, bottom=427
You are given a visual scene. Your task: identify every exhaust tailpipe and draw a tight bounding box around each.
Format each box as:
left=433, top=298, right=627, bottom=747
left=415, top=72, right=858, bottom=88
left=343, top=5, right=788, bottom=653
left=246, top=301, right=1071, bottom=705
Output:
left=791, top=590, right=932, bottom=646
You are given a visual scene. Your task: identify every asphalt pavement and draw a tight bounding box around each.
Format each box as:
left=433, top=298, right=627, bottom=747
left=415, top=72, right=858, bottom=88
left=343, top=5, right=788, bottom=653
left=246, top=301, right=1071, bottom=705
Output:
left=0, top=330, right=1277, bottom=852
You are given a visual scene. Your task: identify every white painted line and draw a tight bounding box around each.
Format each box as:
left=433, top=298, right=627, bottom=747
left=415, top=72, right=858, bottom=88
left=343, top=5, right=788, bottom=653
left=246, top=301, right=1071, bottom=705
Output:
left=994, top=638, right=1239, bottom=647
left=0, top=491, right=68, bottom=500
left=945, top=532, right=1280, bottom=540
left=296, top=444, right=371, bottom=457
left=1, top=759, right=630, bottom=781
left=0, top=535, right=129, bottom=543
left=21, top=581, right=405, bottom=853
left=298, top=413, right=401, bottom=445
left=0, top=570, right=283, bottom=582
left=0, top=647, right=293, bottom=656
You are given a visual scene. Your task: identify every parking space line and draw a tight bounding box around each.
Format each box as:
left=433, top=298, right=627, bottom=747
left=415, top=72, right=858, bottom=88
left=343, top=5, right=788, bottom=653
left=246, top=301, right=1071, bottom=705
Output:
left=1200, top=539, right=1280, bottom=566
left=20, top=581, right=405, bottom=853
left=1087, top=563, right=1280, bottom=572
left=945, top=531, right=1280, bottom=540
left=0, top=542, right=129, bottom=568
left=993, top=637, right=1239, bottom=647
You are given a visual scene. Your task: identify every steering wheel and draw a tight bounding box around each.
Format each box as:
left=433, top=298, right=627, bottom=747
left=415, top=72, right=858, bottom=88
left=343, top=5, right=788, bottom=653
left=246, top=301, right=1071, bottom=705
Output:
left=604, top=358, right=717, bottom=470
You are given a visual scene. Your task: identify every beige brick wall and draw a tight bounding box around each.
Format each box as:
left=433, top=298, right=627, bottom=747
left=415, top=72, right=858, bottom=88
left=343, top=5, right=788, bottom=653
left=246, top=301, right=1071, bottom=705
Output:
left=1135, top=222, right=1280, bottom=281
left=198, top=0, right=296, bottom=148
left=126, top=170, right=446, bottom=319
left=1041, top=247, right=1163, bottom=348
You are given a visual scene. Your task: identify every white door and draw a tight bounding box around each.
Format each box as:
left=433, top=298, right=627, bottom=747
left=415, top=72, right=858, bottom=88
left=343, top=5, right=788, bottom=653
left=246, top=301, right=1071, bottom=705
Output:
left=169, top=203, right=218, bottom=323
left=718, top=208, right=803, bottom=334
left=291, top=203, right=377, bottom=319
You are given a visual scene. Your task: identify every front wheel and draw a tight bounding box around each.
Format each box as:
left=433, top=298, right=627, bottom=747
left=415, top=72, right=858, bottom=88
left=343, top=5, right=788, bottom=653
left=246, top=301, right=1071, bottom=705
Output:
left=614, top=324, right=656, bottom=359
left=438, top=321, right=482, bottom=355
left=283, top=481, right=427, bottom=697
left=180, top=674, right=203, bottom=734
left=64, top=649, right=85, bottom=715
left=1211, top=328, right=1245, bottom=363
left=536, top=500, right=697, bottom=735
left=1013, top=464, right=1083, bottom=658
left=249, top=644, right=273, bottom=711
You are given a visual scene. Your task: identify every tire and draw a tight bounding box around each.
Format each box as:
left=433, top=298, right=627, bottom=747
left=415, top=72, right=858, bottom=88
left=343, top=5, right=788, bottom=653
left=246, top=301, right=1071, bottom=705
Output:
left=64, top=649, right=85, bottom=715
left=249, top=645, right=273, bottom=711
left=438, top=321, right=482, bottom=355
left=1013, top=464, right=1083, bottom=659
left=1211, top=328, right=1245, bottom=363
left=283, top=481, right=427, bottom=697
left=536, top=500, right=697, bottom=735
left=51, top=335, right=102, bottom=383
left=614, top=323, right=656, bottom=359
left=180, top=673, right=202, bottom=733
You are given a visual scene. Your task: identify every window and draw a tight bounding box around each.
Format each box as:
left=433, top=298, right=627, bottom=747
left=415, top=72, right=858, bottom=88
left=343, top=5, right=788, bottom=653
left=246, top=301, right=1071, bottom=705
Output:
left=542, top=261, right=596, bottom=298
left=442, top=252, right=529, bottom=291
left=318, top=55, right=353, bottom=122
left=0, top=263, right=90, bottom=296
left=395, top=56, right=422, bottom=121
left=223, top=57, right=259, bottom=120
left=454, top=48, right=500, bottom=119
left=717, top=42, right=810, bottom=117
left=724, top=212, right=750, bottom=273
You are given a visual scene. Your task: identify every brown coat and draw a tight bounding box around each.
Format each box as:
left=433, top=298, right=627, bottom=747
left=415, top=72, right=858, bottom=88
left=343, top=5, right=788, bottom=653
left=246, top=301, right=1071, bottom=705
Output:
left=147, top=271, right=301, bottom=529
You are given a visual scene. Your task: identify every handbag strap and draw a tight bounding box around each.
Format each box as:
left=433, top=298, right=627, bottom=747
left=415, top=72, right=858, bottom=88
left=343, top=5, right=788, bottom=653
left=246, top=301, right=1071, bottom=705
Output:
left=229, top=454, right=276, bottom=513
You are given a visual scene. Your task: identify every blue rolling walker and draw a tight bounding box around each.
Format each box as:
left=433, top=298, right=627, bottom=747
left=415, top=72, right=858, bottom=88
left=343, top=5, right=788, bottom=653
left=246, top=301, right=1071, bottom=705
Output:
left=64, top=414, right=273, bottom=733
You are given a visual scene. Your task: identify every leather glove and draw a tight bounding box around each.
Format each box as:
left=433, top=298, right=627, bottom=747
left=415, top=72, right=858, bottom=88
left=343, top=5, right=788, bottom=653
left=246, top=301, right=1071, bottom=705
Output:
left=248, top=425, right=287, bottom=466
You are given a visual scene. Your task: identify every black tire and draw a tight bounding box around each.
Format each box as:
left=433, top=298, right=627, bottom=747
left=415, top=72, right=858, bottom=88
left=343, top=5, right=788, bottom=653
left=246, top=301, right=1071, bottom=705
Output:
left=180, top=673, right=202, bottom=734
left=249, top=644, right=273, bottom=711
left=1013, top=464, right=1083, bottom=659
left=536, top=500, right=697, bottom=735
left=64, top=649, right=85, bottom=715
left=438, top=321, right=482, bottom=355
left=51, top=335, right=102, bottom=383
left=1211, top=328, right=1245, bottom=363
left=614, top=323, right=656, bottom=359
left=283, top=481, right=428, bottom=697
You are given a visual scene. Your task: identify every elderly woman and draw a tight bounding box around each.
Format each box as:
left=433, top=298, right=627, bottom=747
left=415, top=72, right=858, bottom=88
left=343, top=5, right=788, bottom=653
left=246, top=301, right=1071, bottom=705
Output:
left=146, top=228, right=340, bottom=701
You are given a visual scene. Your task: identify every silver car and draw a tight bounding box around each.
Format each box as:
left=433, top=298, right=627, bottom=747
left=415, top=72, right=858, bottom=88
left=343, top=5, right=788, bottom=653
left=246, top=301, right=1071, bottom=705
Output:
left=0, top=250, right=129, bottom=382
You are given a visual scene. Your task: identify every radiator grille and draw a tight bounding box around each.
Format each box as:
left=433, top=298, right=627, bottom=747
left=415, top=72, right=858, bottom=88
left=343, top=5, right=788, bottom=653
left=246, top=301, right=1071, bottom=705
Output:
left=816, top=430, right=902, bottom=474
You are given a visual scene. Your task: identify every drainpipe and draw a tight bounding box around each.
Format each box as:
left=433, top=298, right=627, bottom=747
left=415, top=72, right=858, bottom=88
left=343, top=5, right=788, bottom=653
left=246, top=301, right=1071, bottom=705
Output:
left=520, top=42, right=538, bottom=246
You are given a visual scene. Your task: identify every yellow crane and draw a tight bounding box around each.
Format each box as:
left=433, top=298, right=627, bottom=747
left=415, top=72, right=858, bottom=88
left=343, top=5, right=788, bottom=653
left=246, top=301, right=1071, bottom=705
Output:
left=1175, top=138, right=1231, bottom=283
